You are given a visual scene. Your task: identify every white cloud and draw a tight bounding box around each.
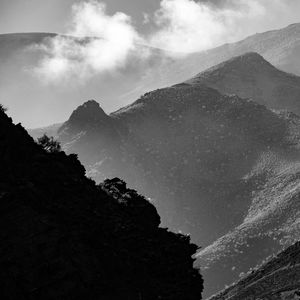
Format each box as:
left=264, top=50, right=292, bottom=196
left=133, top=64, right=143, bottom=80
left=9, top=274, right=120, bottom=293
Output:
left=148, top=0, right=299, bottom=54
left=35, top=0, right=300, bottom=81
left=35, top=1, right=139, bottom=82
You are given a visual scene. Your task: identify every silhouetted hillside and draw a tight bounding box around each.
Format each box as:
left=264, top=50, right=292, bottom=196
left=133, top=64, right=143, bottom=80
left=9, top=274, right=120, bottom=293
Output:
left=208, top=241, right=300, bottom=300
left=186, top=52, right=300, bottom=115
left=0, top=107, right=203, bottom=299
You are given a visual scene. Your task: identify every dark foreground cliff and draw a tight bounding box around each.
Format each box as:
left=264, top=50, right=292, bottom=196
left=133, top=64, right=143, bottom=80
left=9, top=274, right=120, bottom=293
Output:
left=208, top=241, right=300, bottom=300
left=0, top=107, right=203, bottom=300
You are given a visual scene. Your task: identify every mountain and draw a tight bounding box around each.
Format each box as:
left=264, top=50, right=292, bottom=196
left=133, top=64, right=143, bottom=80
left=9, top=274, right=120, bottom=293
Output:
left=40, top=82, right=299, bottom=297
left=186, top=52, right=300, bottom=115
left=27, top=51, right=300, bottom=297
left=0, top=106, right=203, bottom=299
left=1, top=23, right=300, bottom=127
left=208, top=241, right=300, bottom=300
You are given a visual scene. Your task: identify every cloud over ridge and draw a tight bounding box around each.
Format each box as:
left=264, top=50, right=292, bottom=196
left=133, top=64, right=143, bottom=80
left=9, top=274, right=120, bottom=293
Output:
left=35, top=0, right=300, bottom=81
left=36, top=1, right=140, bottom=81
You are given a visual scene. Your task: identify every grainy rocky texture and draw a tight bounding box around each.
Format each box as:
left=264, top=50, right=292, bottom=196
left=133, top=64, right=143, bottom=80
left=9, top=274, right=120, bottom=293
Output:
left=208, top=241, right=300, bottom=300
left=0, top=108, right=203, bottom=300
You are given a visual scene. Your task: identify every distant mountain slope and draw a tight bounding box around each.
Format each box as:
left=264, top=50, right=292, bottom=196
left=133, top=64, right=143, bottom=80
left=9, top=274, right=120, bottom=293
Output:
left=164, top=22, right=300, bottom=85
left=0, top=32, right=56, bottom=60
left=186, top=52, right=300, bottom=115
left=208, top=241, right=300, bottom=300
left=0, top=107, right=203, bottom=299
left=29, top=122, right=62, bottom=140
left=1, top=23, right=300, bottom=127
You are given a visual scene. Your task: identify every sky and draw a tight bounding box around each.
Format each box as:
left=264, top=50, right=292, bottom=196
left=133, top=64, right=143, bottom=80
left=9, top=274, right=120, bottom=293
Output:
left=1, top=0, right=299, bottom=36
left=0, top=0, right=161, bottom=34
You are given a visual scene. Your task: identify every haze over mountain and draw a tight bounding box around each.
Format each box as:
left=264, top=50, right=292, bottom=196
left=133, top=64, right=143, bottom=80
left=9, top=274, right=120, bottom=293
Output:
left=1, top=22, right=300, bottom=128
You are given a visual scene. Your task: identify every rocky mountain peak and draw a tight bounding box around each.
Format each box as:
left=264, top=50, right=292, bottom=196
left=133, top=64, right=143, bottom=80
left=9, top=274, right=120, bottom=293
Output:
left=188, top=52, right=276, bottom=84
left=59, top=100, right=111, bottom=133
left=70, top=99, right=107, bottom=120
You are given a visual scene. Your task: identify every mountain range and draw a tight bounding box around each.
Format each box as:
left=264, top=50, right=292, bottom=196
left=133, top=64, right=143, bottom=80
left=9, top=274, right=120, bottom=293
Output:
left=1, top=22, right=300, bottom=127
left=186, top=52, right=300, bottom=115
left=29, top=51, right=300, bottom=298
left=3, top=22, right=300, bottom=298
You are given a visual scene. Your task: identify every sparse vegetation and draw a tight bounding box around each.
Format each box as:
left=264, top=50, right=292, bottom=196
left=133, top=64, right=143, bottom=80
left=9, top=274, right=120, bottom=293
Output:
left=37, top=134, right=61, bottom=153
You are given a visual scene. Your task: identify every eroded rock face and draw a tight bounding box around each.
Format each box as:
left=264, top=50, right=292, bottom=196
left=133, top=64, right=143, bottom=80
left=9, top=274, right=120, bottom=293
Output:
left=208, top=241, right=300, bottom=300
left=0, top=109, right=203, bottom=300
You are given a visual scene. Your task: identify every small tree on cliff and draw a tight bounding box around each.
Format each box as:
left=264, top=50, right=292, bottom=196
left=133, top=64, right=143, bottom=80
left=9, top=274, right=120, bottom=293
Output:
left=0, top=104, right=7, bottom=113
left=37, top=134, right=61, bottom=153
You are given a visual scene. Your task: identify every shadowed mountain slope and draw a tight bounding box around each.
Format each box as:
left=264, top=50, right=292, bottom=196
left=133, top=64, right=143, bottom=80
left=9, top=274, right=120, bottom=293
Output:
left=0, top=107, right=203, bottom=299
left=186, top=52, right=300, bottom=115
left=208, top=241, right=300, bottom=300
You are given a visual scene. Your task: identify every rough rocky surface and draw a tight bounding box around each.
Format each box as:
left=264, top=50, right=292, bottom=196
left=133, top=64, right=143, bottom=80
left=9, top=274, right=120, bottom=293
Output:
left=0, top=107, right=203, bottom=300
left=208, top=241, right=300, bottom=300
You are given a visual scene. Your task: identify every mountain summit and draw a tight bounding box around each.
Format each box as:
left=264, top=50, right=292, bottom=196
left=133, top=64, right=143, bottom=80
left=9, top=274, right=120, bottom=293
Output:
left=61, top=100, right=110, bottom=130
left=187, top=52, right=277, bottom=82
left=186, top=52, right=300, bottom=114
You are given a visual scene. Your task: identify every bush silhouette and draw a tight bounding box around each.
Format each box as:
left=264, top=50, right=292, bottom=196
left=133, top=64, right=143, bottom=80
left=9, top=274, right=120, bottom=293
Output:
left=37, top=134, right=61, bottom=153
left=0, top=104, right=7, bottom=113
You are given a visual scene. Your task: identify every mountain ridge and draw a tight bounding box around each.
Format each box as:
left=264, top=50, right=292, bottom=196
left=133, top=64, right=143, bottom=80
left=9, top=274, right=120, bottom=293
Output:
left=185, top=52, right=300, bottom=115
left=1, top=22, right=300, bottom=127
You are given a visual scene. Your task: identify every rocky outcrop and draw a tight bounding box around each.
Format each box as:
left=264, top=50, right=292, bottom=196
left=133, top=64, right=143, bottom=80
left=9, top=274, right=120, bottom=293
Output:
left=0, top=108, right=203, bottom=300
left=208, top=241, right=300, bottom=300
